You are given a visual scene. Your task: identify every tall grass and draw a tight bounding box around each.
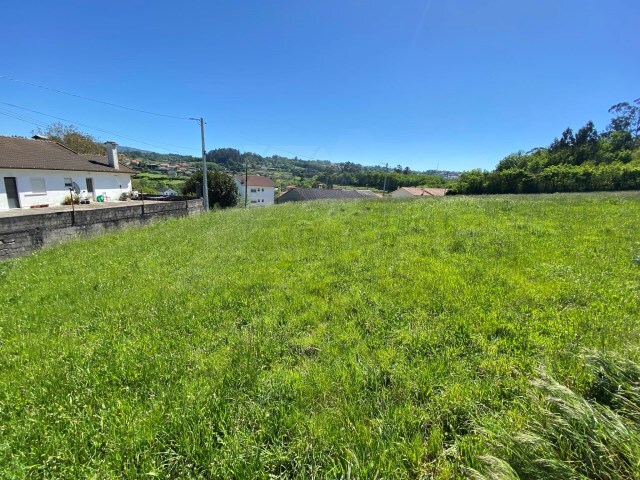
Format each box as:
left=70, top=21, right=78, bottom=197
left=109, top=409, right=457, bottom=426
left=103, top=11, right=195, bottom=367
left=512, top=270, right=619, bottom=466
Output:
left=0, top=192, right=638, bottom=478
left=469, top=351, right=640, bottom=479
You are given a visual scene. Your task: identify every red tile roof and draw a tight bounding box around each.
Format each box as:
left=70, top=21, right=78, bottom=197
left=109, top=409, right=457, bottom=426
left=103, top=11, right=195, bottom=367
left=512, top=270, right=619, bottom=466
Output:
left=399, top=187, right=448, bottom=197
left=235, top=175, right=276, bottom=187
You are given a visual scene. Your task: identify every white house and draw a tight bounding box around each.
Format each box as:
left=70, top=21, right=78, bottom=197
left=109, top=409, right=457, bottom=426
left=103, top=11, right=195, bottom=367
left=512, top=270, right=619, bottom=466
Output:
left=158, top=187, right=179, bottom=197
left=390, top=187, right=448, bottom=198
left=0, top=136, right=135, bottom=210
left=234, top=175, right=276, bottom=206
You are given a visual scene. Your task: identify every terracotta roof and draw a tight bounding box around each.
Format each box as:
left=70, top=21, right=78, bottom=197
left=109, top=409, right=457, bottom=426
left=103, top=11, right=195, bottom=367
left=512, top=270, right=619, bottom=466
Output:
left=0, top=136, right=136, bottom=174
left=398, top=187, right=448, bottom=197
left=235, top=174, right=276, bottom=187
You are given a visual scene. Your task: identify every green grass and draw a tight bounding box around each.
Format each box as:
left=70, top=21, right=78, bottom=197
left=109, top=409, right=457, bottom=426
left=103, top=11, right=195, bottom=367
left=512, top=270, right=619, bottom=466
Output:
left=469, top=350, right=640, bottom=479
left=0, top=192, right=639, bottom=479
left=132, top=173, right=187, bottom=193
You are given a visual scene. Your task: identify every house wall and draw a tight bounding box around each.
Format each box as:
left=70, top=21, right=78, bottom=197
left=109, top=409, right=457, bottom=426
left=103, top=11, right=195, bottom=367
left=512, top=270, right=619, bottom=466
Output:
left=234, top=178, right=275, bottom=206
left=246, top=186, right=275, bottom=206
left=0, top=169, right=132, bottom=210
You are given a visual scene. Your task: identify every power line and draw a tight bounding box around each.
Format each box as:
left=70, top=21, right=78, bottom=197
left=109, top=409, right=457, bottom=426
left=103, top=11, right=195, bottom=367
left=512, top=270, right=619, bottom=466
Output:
left=0, top=100, right=194, bottom=152
left=0, top=75, right=339, bottom=163
left=0, top=108, right=49, bottom=129
left=0, top=75, right=193, bottom=120
left=0, top=101, right=196, bottom=155
left=0, top=75, right=335, bottom=162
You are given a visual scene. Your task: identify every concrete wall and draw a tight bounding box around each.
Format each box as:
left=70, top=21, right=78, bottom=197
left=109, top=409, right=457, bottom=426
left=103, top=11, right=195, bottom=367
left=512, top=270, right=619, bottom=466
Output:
left=0, top=169, right=132, bottom=209
left=0, top=199, right=203, bottom=260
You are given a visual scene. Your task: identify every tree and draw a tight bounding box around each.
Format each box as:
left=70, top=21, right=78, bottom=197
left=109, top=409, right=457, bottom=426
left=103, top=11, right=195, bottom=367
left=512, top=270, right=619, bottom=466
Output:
left=183, top=170, right=238, bottom=208
left=34, top=122, right=106, bottom=155
left=453, top=97, right=640, bottom=195
left=574, top=121, right=599, bottom=147
left=607, top=99, right=640, bottom=137
left=574, top=121, right=600, bottom=164
left=207, top=148, right=242, bottom=168
left=495, top=151, right=525, bottom=171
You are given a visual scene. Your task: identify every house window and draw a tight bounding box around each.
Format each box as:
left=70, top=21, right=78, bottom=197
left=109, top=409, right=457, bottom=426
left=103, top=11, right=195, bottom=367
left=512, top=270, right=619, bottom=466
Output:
left=250, top=188, right=257, bottom=193
left=64, top=178, right=73, bottom=188
left=30, top=178, right=46, bottom=194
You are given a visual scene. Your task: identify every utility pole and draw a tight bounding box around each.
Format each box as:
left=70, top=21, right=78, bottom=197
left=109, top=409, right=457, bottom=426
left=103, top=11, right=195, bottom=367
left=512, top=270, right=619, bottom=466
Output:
left=382, top=162, right=389, bottom=197
left=244, top=156, right=248, bottom=208
left=68, top=187, right=76, bottom=225
left=190, top=117, right=209, bottom=211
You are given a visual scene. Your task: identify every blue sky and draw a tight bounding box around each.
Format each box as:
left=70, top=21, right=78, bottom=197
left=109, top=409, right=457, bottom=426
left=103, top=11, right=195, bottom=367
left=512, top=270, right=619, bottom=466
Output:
left=1, top=0, right=638, bottom=171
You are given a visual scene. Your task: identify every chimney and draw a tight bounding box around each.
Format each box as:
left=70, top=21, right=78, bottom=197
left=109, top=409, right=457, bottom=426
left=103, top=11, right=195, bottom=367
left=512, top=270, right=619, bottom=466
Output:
left=104, top=141, right=119, bottom=169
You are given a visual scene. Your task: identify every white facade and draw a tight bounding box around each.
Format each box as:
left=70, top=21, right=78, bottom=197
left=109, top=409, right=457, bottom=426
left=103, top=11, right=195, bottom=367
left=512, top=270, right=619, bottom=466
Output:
left=233, top=178, right=275, bottom=206
left=0, top=168, right=132, bottom=209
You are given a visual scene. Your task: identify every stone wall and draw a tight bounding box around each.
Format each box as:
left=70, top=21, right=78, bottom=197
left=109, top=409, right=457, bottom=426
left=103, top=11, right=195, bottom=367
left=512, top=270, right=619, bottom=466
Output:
left=0, top=200, right=203, bottom=260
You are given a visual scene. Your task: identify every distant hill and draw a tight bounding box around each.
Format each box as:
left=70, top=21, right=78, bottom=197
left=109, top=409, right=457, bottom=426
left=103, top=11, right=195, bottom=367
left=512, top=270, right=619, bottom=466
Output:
left=119, top=146, right=460, bottom=191
left=117, top=146, right=156, bottom=155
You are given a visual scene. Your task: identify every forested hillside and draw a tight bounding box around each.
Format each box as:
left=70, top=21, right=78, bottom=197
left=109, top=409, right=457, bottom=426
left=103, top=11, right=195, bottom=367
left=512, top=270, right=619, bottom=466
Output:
left=453, top=99, right=640, bottom=194
left=123, top=145, right=457, bottom=192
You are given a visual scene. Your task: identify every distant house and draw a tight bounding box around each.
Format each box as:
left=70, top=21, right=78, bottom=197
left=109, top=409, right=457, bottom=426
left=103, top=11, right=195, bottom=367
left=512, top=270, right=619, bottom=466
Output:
left=277, top=188, right=378, bottom=203
left=390, top=187, right=448, bottom=198
left=158, top=187, right=179, bottom=197
left=234, top=175, right=276, bottom=206
left=0, top=136, right=134, bottom=210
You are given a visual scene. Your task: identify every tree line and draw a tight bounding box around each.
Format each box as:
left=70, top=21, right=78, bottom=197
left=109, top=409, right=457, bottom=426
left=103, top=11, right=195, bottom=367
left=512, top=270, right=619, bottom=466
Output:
left=452, top=99, right=640, bottom=194
left=207, top=148, right=452, bottom=190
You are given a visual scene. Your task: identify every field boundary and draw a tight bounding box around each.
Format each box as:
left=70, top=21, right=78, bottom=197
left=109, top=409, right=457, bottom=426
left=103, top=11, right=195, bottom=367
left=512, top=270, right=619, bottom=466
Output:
left=0, top=199, right=203, bottom=260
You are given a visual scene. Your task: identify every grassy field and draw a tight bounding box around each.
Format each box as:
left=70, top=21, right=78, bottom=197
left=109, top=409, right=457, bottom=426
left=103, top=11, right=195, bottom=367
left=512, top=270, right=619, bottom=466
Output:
left=132, top=173, right=187, bottom=194
left=1, top=192, right=639, bottom=478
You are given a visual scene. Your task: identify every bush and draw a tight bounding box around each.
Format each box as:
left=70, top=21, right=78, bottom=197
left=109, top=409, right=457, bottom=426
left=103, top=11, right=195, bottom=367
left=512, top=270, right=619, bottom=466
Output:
left=183, top=170, right=238, bottom=208
left=63, top=194, right=79, bottom=205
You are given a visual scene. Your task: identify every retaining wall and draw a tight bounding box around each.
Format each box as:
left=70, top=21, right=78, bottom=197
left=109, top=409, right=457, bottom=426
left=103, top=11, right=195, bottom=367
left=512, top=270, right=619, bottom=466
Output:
left=0, top=200, right=203, bottom=260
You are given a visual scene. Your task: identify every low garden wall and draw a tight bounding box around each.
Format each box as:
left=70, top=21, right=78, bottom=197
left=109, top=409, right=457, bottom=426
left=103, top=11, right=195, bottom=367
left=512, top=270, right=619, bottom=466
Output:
left=0, top=199, right=203, bottom=260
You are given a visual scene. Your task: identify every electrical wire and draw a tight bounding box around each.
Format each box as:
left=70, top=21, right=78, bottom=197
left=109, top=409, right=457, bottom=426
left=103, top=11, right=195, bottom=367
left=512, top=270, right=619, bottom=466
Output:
left=0, top=101, right=196, bottom=155
left=0, top=75, right=334, bottom=163
left=0, top=75, right=193, bottom=120
left=0, top=108, right=49, bottom=129
left=0, top=100, right=194, bottom=152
